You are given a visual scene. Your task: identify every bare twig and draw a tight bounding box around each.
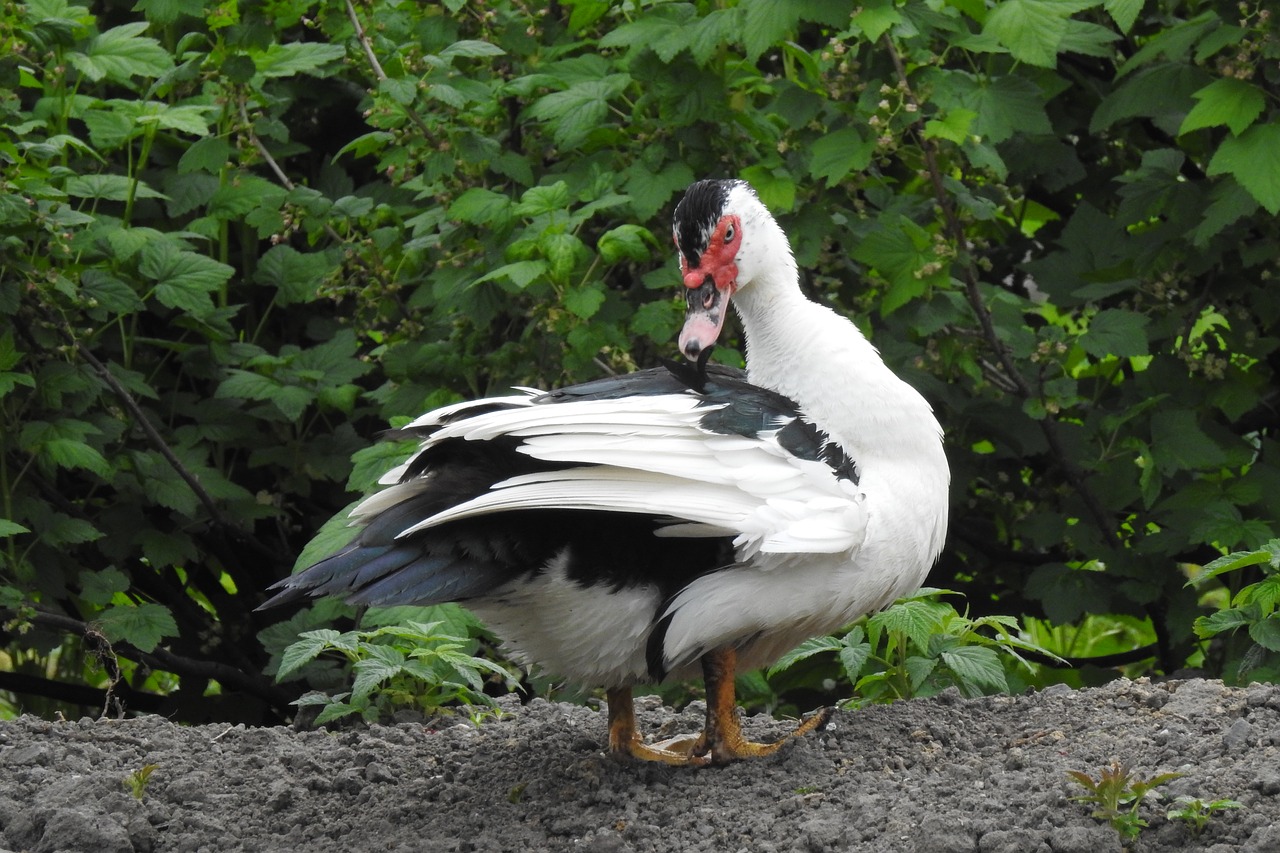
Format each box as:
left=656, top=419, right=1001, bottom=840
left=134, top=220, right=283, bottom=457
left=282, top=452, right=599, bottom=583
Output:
left=344, top=0, right=434, bottom=140
left=84, top=625, right=125, bottom=719
left=60, top=325, right=232, bottom=530
left=3, top=606, right=297, bottom=711
left=345, top=0, right=388, bottom=80
left=235, top=94, right=410, bottom=320
left=882, top=36, right=1114, bottom=536
left=237, top=100, right=298, bottom=192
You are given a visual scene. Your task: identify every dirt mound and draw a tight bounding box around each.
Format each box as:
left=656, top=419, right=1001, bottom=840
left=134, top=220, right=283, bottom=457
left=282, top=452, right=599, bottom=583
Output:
left=2, top=678, right=1279, bottom=852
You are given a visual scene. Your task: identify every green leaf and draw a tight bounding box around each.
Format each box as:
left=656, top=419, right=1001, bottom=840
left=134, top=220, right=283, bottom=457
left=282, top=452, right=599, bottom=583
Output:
left=686, top=8, right=738, bottom=64
left=0, top=332, right=21, bottom=371
left=65, top=174, right=166, bottom=202
left=255, top=245, right=336, bottom=306
left=851, top=0, right=902, bottom=41
left=254, top=42, right=347, bottom=78
left=216, top=369, right=314, bottom=422
left=151, top=104, right=217, bottom=136
left=449, top=187, right=513, bottom=226
left=1117, top=11, right=1220, bottom=77
left=809, top=128, right=876, bottom=186
left=598, top=224, right=654, bottom=264
left=541, top=231, right=586, bottom=282
left=1194, top=607, right=1253, bottom=639
left=1241, top=573, right=1280, bottom=611
left=1179, top=78, right=1266, bottom=136
left=130, top=450, right=199, bottom=515
left=625, top=161, right=696, bottom=220
left=870, top=599, right=944, bottom=654
left=1207, top=123, right=1280, bottom=215
left=1059, top=20, right=1121, bottom=59
left=850, top=216, right=943, bottom=312
left=525, top=76, right=630, bottom=149
left=81, top=269, right=145, bottom=314
left=139, top=241, right=233, bottom=316
left=941, top=645, right=1008, bottom=693
left=97, top=602, right=179, bottom=653
left=766, top=635, right=844, bottom=676
left=277, top=633, right=340, bottom=680
left=904, top=655, right=938, bottom=691
left=470, top=260, right=549, bottom=290
left=0, top=519, right=31, bottom=538
left=348, top=438, right=417, bottom=493
left=739, top=165, right=795, bottom=212
left=313, top=702, right=363, bottom=725
left=599, top=5, right=696, bottom=62
left=934, top=73, right=1051, bottom=144
left=69, top=22, right=172, bottom=84
left=1091, top=64, right=1210, bottom=134
left=741, top=0, right=797, bottom=61
left=43, top=438, right=112, bottom=478
left=923, top=108, right=977, bottom=145
left=984, top=0, right=1070, bottom=68
left=514, top=182, right=571, bottom=217
left=1192, top=179, right=1259, bottom=246
left=838, top=633, right=872, bottom=680
left=439, top=39, right=505, bottom=60
left=351, top=645, right=406, bottom=703
left=134, top=0, right=204, bottom=26
left=1150, top=409, right=1228, bottom=474
left=1080, top=309, right=1150, bottom=358
left=1193, top=543, right=1280, bottom=585
left=80, top=567, right=130, bottom=606
left=1104, top=0, right=1142, bottom=33
left=563, top=283, right=606, bottom=319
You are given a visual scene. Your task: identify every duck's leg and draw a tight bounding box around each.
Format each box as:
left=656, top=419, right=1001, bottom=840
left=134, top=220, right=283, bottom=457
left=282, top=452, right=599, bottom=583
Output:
left=698, top=646, right=833, bottom=765
left=606, top=686, right=709, bottom=765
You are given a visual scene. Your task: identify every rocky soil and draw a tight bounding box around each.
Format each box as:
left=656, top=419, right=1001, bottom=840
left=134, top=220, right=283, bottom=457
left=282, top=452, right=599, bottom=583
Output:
left=2, top=678, right=1279, bottom=852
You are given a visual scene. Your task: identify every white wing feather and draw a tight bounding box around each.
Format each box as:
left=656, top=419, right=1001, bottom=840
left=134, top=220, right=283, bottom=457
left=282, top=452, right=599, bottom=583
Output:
left=387, top=393, right=867, bottom=559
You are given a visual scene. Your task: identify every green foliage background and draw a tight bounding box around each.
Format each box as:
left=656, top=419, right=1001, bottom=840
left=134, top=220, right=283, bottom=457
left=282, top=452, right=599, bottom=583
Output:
left=1, top=0, right=1277, bottom=721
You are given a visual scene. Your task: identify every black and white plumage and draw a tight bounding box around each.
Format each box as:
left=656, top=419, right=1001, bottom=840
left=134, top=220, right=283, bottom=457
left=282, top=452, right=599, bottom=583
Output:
left=262, top=179, right=950, bottom=764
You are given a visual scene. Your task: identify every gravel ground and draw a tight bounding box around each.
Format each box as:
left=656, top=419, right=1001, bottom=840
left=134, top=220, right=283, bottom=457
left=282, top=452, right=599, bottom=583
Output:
left=2, top=678, right=1279, bottom=852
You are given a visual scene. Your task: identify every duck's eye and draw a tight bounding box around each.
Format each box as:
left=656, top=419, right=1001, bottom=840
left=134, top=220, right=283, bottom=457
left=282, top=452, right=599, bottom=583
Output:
left=723, top=223, right=735, bottom=243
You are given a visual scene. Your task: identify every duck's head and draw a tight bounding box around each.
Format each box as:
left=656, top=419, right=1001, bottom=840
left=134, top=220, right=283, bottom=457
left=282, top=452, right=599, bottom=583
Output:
left=672, top=179, right=786, bottom=360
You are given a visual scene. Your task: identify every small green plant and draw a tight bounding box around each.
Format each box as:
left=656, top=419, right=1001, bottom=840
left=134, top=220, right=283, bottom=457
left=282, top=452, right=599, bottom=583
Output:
left=1166, top=795, right=1244, bottom=836
left=277, top=620, right=512, bottom=725
left=770, top=588, right=1062, bottom=705
left=1067, top=761, right=1183, bottom=844
left=123, top=764, right=159, bottom=800
left=1188, top=539, right=1280, bottom=682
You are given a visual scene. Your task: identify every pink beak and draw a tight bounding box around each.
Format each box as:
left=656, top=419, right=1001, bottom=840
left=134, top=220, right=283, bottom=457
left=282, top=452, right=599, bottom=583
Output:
left=678, top=276, right=730, bottom=360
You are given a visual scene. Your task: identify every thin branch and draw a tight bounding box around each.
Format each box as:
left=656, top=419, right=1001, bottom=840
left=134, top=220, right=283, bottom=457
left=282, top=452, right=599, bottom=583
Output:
left=237, top=96, right=298, bottom=192
left=345, top=0, right=388, bottom=80
left=235, top=95, right=410, bottom=320
left=979, top=359, right=1020, bottom=394
left=882, top=36, right=1114, bottom=537
left=344, top=0, right=434, bottom=140
left=4, top=607, right=297, bottom=711
left=45, top=313, right=233, bottom=530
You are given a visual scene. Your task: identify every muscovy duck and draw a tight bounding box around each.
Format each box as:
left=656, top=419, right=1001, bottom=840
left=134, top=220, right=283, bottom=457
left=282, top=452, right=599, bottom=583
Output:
left=261, top=179, right=950, bottom=765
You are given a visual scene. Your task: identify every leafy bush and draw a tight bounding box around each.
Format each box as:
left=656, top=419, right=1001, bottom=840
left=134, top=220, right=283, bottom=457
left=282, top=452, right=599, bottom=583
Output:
left=1188, top=538, right=1280, bottom=682
left=278, top=618, right=512, bottom=725
left=770, top=589, right=1059, bottom=704
left=1, top=0, right=1277, bottom=721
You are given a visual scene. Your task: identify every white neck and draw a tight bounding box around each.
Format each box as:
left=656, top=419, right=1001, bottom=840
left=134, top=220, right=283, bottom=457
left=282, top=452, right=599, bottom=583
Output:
left=728, top=210, right=949, bottom=566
